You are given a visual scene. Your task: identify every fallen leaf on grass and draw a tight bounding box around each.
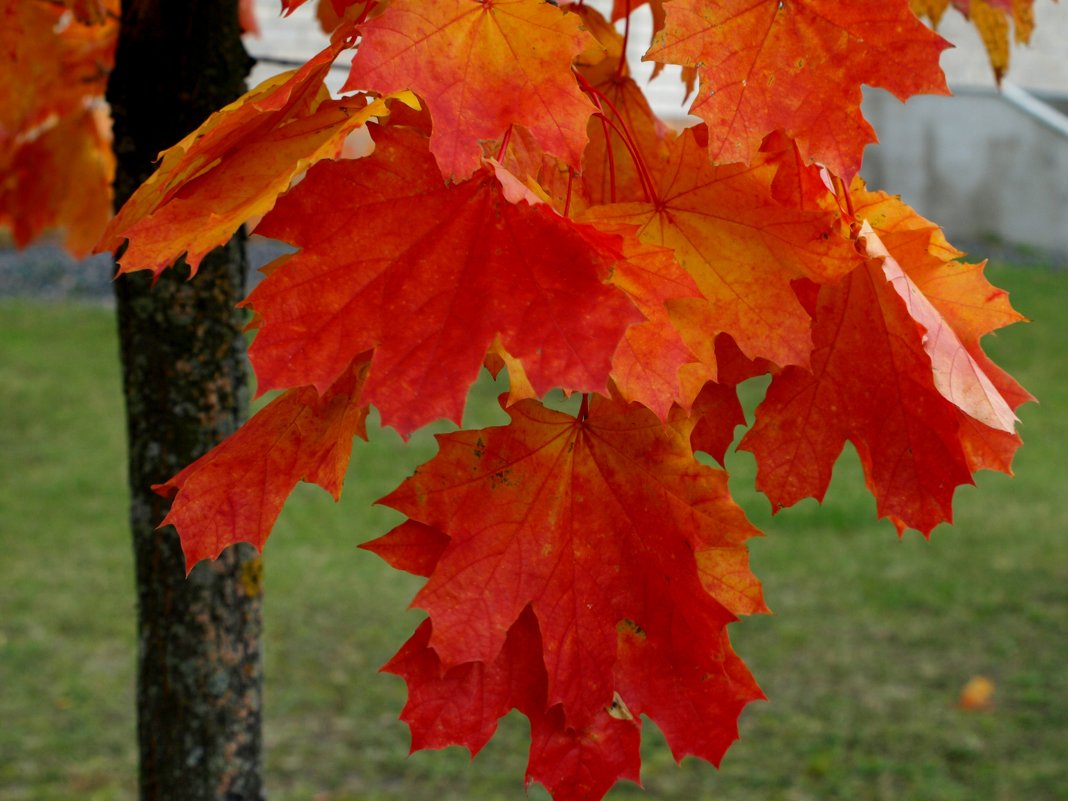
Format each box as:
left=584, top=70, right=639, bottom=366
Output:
left=959, top=675, right=996, bottom=710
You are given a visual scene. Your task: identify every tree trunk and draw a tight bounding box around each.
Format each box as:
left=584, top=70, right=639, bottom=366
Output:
left=106, top=3, right=263, bottom=799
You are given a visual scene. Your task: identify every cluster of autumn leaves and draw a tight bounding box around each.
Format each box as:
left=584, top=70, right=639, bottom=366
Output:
left=0, top=0, right=1043, bottom=254
left=3, top=1, right=1041, bottom=799
left=1, top=0, right=117, bottom=255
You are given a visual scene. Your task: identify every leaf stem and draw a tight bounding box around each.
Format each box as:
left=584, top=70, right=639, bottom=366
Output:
left=616, top=0, right=632, bottom=81
left=833, top=174, right=857, bottom=232
left=497, top=125, right=514, bottom=163
left=336, top=0, right=377, bottom=47
left=598, top=114, right=618, bottom=203
left=590, top=87, right=656, bottom=200
left=578, top=393, right=590, bottom=422
left=575, top=72, right=657, bottom=203
left=564, top=167, right=575, bottom=217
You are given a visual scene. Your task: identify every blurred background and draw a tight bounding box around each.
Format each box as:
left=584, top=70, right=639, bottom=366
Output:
left=1, top=2, right=1065, bottom=800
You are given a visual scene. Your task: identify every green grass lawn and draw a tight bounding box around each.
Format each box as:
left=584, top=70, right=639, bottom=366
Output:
left=1, top=263, right=1065, bottom=801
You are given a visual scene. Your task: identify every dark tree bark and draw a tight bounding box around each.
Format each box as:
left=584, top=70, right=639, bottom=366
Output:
left=106, top=3, right=263, bottom=800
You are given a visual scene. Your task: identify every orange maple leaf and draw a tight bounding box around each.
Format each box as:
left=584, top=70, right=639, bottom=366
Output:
left=0, top=1, right=114, bottom=138
left=603, top=226, right=706, bottom=418
left=913, top=0, right=1036, bottom=82
left=99, top=34, right=416, bottom=276
left=646, top=0, right=951, bottom=177
left=587, top=126, right=862, bottom=377
left=860, top=223, right=1017, bottom=433
left=345, top=0, right=597, bottom=180
left=1, top=108, right=114, bottom=257
left=851, top=183, right=1028, bottom=354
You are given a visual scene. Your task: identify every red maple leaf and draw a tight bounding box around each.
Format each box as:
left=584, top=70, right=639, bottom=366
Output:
left=739, top=220, right=1024, bottom=534
left=247, top=126, right=642, bottom=436
left=646, top=0, right=951, bottom=177
left=479, top=215, right=705, bottom=421
left=741, top=262, right=966, bottom=532
left=382, top=607, right=643, bottom=801
left=850, top=183, right=1032, bottom=473
left=861, top=223, right=1017, bottom=433
left=374, top=394, right=765, bottom=797
left=345, top=0, right=597, bottom=180
left=156, top=355, right=370, bottom=571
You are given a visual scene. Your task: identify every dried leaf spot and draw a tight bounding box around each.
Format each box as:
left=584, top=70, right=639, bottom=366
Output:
left=617, top=618, right=646, bottom=639
left=490, top=469, right=514, bottom=489
left=607, top=691, right=635, bottom=721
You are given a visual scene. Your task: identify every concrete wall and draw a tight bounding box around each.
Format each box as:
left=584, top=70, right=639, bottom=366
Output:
left=861, top=86, right=1068, bottom=257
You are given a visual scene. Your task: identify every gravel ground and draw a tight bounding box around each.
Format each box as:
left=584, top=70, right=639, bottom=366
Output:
left=0, top=236, right=293, bottom=303
left=0, top=233, right=1061, bottom=304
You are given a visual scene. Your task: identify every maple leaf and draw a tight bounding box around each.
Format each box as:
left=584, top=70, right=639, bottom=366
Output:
left=63, top=0, right=111, bottom=25
left=849, top=183, right=1032, bottom=473
left=481, top=182, right=704, bottom=421
left=607, top=258, right=704, bottom=416
left=912, top=0, right=1036, bottom=81
left=282, top=0, right=362, bottom=29
left=740, top=262, right=970, bottom=532
left=372, top=513, right=641, bottom=801
left=612, top=0, right=667, bottom=37
left=247, top=126, right=642, bottom=436
left=853, top=186, right=1032, bottom=408
left=759, top=131, right=838, bottom=212
left=0, top=107, right=114, bottom=257
left=377, top=394, right=765, bottom=786
left=861, top=223, right=1017, bottom=433
left=345, top=0, right=597, bottom=180
left=1, top=1, right=115, bottom=138
left=0, top=0, right=115, bottom=255
left=362, top=520, right=450, bottom=579
left=382, top=612, right=545, bottom=756
left=99, top=33, right=417, bottom=276
left=586, top=126, right=862, bottom=377
left=958, top=0, right=1013, bottom=80
left=689, top=375, right=747, bottom=466
left=384, top=607, right=643, bottom=801
left=646, top=0, right=951, bottom=177
left=491, top=125, right=577, bottom=214
left=587, top=219, right=705, bottom=418
left=156, top=355, right=370, bottom=572
left=739, top=210, right=1025, bottom=534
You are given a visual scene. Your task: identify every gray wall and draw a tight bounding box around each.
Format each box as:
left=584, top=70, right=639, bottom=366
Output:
left=862, top=85, right=1068, bottom=258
